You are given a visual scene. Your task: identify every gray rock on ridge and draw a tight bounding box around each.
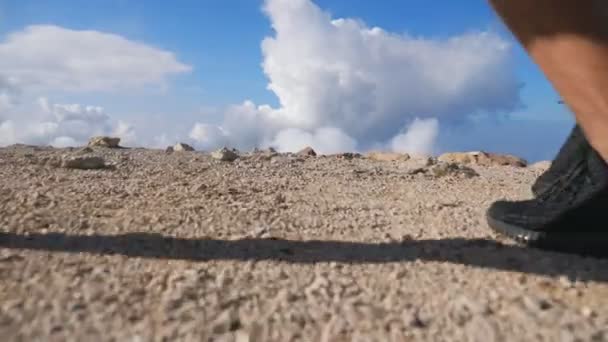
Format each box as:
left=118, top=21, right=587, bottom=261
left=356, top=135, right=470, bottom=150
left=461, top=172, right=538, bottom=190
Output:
left=212, top=147, right=239, bottom=162
left=173, top=143, right=195, bottom=152
left=88, top=136, right=121, bottom=148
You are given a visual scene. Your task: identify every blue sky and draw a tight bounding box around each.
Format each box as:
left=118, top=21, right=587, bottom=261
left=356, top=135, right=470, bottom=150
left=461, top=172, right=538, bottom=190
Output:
left=0, top=0, right=575, bottom=161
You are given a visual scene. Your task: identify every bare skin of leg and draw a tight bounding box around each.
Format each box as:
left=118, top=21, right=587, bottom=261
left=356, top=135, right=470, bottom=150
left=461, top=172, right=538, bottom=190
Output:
left=488, top=0, right=608, bottom=161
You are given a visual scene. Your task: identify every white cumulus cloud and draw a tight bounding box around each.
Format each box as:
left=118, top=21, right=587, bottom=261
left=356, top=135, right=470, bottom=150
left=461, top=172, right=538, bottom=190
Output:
left=112, top=121, right=137, bottom=146
left=0, top=1, right=525, bottom=156
left=0, top=97, right=135, bottom=147
left=391, top=118, right=440, bottom=156
left=50, top=136, right=79, bottom=148
left=0, top=25, right=190, bottom=147
left=190, top=0, right=521, bottom=154
left=0, top=76, right=19, bottom=114
left=0, top=25, right=191, bottom=92
left=38, top=97, right=109, bottom=124
left=189, top=123, right=228, bottom=150
left=0, top=120, right=17, bottom=146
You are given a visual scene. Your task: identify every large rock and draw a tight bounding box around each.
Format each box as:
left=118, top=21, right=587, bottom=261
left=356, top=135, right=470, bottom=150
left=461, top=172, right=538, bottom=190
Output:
left=212, top=147, right=239, bottom=162
left=438, top=151, right=527, bottom=167
left=62, top=156, right=106, bottom=170
left=296, top=146, right=317, bottom=157
left=88, top=136, right=121, bottom=148
left=365, top=151, right=411, bottom=162
left=173, top=143, right=195, bottom=152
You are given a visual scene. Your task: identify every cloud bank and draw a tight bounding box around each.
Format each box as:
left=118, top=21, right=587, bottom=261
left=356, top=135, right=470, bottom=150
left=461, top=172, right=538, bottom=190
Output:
left=0, top=25, right=189, bottom=147
left=0, top=25, right=191, bottom=92
left=190, top=0, right=522, bottom=154
left=1, top=1, right=524, bottom=156
left=0, top=97, right=136, bottom=147
left=0, top=76, right=20, bottom=114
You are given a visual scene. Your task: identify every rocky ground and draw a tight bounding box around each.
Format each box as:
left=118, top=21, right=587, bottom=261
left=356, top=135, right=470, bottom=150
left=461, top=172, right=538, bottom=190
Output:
left=1, top=143, right=608, bottom=342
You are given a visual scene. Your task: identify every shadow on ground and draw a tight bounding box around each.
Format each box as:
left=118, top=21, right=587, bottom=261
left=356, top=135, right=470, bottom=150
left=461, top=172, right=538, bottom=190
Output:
left=1, top=232, right=607, bottom=282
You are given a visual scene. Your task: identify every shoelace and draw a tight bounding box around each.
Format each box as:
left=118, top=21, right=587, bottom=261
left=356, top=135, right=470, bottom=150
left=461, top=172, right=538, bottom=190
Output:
left=536, top=158, right=588, bottom=206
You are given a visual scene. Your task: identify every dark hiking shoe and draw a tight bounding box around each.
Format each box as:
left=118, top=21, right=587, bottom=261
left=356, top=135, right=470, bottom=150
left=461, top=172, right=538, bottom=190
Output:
left=487, top=147, right=608, bottom=255
left=532, top=125, right=591, bottom=197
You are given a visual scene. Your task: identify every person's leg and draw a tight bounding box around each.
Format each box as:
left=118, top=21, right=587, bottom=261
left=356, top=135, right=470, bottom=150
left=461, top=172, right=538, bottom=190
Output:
left=486, top=0, right=608, bottom=254
left=489, top=0, right=608, bottom=160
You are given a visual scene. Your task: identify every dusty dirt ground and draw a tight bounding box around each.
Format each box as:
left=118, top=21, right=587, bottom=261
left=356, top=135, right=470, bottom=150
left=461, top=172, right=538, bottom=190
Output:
left=1, top=144, right=608, bottom=342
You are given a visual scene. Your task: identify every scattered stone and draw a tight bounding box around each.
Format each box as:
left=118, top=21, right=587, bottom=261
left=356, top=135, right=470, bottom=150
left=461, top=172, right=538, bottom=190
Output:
left=390, top=269, right=408, bottom=280
left=558, top=275, right=575, bottom=288
left=211, top=147, right=239, bottom=162
left=211, top=311, right=241, bottom=334
left=62, top=156, right=106, bottom=170
left=76, top=147, right=94, bottom=154
left=8, top=143, right=37, bottom=149
left=406, top=310, right=430, bottom=329
left=430, top=163, right=456, bottom=177
left=366, top=151, right=410, bottom=162
left=410, top=162, right=479, bottom=178
left=336, top=152, right=363, bottom=160
left=88, top=136, right=121, bottom=148
left=465, top=317, right=498, bottom=342
left=410, top=156, right=437, bottom=167
left=581, top=307, right=595, bottom=318
left=404, top=156, right=436, bottom=172
left=190, top=183, right=208, bottom=192
left=274, top=193, right=286, bottom=205
left=37, top=156, right=62, bottom=168
left=437, top=163, right=479, bottom=178
left=252, top=226, right=270, bottom=238
left=418, top=156, right=437, bottom=167
left=438, top=151, right=527, bottom=167
left=297, top=146, right=317, bottom=157
left=172, top=143, right=195, bottom=152
left=251, top=147, right=279, bottom=161
left=253, top=147, right=277, bottom=154
left=449, top=296, right=488, bottom=326
left=289, top=156, right=306, bottom=164
left=165, top=146, right=174, bottom=153
left=522, top=296, right=553, bottom=314
left=437, top=152, right=477, bottom=165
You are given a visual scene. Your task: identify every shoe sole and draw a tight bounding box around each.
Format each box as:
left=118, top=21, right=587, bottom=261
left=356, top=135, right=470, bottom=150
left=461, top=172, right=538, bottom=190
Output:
left=486, top=213, right=544, bottom=243
left=486, top=213, right=608, bottom=257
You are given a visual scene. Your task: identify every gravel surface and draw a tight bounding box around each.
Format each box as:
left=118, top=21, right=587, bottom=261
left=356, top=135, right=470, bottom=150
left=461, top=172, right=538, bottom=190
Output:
left=1, top=144, right=608, bottom=341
